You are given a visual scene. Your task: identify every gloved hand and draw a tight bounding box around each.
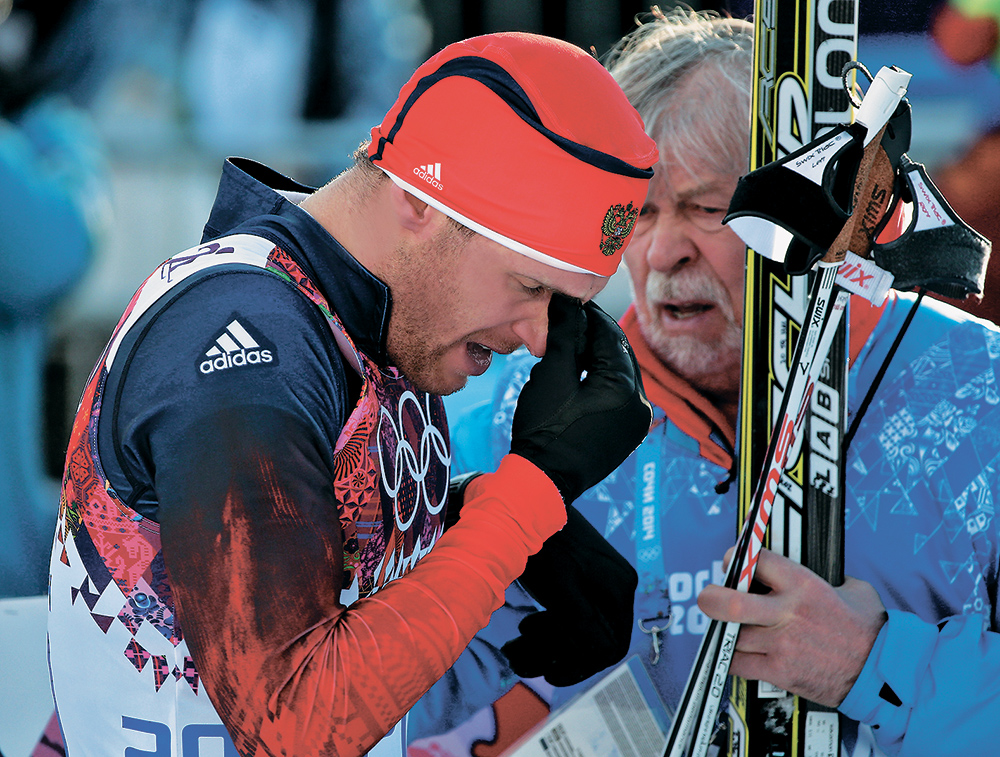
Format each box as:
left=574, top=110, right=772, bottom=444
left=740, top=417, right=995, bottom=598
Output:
left=443, top=471, right=483, bottom=531
left=501, top=504, right=638, bottom=686
left=510, top=294, right=652, bottom=505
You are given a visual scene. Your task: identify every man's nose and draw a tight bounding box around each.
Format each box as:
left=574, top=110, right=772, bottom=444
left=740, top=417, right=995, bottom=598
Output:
left=644, top=211, right=701, bottom=273
left=511, top=302, right=550, bottom=358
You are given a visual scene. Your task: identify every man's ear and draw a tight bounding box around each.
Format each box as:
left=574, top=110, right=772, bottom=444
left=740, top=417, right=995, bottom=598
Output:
left=388, top=181, right=446, bottom=237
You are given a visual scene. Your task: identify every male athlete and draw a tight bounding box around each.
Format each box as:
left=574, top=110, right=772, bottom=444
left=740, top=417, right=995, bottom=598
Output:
left=46, top=33, right=657, bottom=757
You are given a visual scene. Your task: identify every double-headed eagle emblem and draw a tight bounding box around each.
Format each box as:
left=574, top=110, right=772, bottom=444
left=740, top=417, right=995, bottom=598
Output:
left=599, top=201, right=639, bottom=257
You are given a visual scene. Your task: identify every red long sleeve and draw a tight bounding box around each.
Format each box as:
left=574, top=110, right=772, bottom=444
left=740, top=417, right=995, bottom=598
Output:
left=168, top=453, right=564, bottom=756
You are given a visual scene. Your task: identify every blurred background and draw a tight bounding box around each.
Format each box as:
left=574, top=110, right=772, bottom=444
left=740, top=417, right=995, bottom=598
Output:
left=2, top=0, right=1000, bottom=590
left=1, top=0, right=1000, bottom=753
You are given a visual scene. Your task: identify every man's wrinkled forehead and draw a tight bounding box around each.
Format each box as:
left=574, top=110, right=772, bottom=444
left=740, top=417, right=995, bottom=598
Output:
left=649, top=153, right=741, bottom=196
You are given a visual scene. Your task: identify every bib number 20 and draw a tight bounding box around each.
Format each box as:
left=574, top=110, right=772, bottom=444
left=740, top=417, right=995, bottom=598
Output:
left=122, top=716, right=238, bottom=757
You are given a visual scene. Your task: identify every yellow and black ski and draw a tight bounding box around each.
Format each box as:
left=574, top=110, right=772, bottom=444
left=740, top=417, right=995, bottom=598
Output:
left=730, top=1, right=856, bottom=754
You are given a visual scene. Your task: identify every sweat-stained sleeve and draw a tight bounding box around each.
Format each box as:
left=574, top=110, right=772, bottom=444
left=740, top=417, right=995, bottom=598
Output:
left=113, top=271, right=566, bottom=756
left=159, top=430, right=563, bottom=757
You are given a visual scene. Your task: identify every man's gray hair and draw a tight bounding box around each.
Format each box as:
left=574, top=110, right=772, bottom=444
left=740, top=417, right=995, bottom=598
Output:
left=605, top=6, right=753, bottom=178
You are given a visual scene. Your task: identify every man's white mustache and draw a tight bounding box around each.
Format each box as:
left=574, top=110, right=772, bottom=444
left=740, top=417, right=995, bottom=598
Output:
left=646, top=269, right=726, bottom=306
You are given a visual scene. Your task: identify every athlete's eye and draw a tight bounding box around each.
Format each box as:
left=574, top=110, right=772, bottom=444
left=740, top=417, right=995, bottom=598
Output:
left=697, top=204, right=727, bottom=216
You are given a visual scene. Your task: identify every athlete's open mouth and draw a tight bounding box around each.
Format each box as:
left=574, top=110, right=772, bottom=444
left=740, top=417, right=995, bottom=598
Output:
left=466, top=342, right=493, bottom=372
left=467, top=341, right=492, bottom=360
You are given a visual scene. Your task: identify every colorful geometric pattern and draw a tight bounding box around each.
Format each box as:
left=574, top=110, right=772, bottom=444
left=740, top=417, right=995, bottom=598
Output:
left=269, top=250, right=450, bottom=598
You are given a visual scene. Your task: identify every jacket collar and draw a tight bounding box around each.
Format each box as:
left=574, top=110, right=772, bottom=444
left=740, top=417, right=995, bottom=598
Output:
left=202, top=157, right=393, bottom=366
left=619, top=293, right=886, bottom=472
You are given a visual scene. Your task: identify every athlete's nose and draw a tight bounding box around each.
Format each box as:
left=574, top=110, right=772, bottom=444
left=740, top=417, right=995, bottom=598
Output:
left=512, top=301, right=550, bottom=357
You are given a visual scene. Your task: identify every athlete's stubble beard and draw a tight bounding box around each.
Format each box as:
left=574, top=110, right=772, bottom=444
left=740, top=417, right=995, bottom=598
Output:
left=383, top=224, right=471, bottom=396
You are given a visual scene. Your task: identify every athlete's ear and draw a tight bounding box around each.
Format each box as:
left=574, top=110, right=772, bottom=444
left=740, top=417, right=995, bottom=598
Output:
left=388, top=181, right=442, bottom=238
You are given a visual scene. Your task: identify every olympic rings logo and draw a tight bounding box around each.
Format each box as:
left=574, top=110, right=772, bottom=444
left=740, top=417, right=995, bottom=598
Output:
left=637, top=546, right=662, bottom=564
left=378, top=390, right=451, bottom=532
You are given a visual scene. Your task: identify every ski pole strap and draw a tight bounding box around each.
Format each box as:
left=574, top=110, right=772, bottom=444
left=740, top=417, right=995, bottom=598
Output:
left=872, top=156, right=991, bottom=299
left=725, top=64, right=913, bottom=275
left=723, top=123, right=897, bottom=273
left=723, top=125, right=854, bottom=264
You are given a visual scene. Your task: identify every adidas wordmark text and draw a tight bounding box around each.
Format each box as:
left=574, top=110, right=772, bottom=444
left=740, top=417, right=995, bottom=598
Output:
left=413, top=162, right=443, bottom=190
left=199, top=318, right=275, bottom=374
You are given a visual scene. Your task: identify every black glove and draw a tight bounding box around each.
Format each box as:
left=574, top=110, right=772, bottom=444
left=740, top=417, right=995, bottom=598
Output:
left=501, top=505, right=638, bottom=686
left=510, top=294, right=652, bottom=505
left=443, top=471, right=483, bottom=531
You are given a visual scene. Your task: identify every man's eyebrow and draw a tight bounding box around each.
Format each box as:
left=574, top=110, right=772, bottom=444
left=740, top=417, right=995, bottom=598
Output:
left=540, top=281, right=577, bottom=300
left=518, top=275, right=549, bottom=288
left=517, top=271, right=593, bottom=302
left=535, top=279, right=585, bottom=302
left=675, top=180, right=731, bottom=201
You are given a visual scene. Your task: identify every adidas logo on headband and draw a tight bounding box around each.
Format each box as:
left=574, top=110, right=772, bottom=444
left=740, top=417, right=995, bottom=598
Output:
left=414, top=162, right=443, bottom=190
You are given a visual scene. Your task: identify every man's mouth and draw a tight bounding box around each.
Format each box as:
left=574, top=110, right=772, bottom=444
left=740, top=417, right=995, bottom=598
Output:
left=661, top=302, right=714, bottom=320
left=466, top=341, right=494, bottom=373
left=467, top=341, right=492, bottom=361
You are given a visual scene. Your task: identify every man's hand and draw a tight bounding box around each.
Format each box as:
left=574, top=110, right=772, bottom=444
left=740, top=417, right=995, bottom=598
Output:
left=510, top=294, right=652, bottom=505
left=697, top=548, right=888, bottom=707
left=500, top=505, right=638, bottom=686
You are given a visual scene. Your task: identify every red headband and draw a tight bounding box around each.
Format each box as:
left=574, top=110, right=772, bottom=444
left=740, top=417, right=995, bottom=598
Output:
left=369, top=33, right=657, bottom=277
